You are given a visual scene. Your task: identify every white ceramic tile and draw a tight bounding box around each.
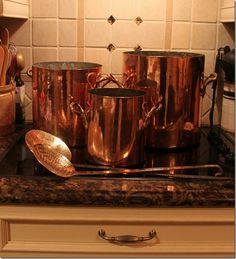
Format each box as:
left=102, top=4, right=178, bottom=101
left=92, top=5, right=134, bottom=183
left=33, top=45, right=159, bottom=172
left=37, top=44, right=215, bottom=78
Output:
left=171, top=22, right=190, bottom=49
left=203, top=51, right=216, bottom=76
left=59, top=20, right=77, bottom=47
left=173, top=0, right=192, bottom=21
left=33, top=48, right=57, bottom=63
left=59, top=48, right=77, bottom=61
left=191, top=23, right=217, bottom=50
left=112, top=0, right=138, bottom=19
left=112, top=21, right=137, bottom=48
left=32, top=0, right=58, bottom=18
left=33, top=20, right=57, bottom=46
left=111, top=48, right=130, bottom=75
left=217, top=23, right=235, bottom=49
left=9, top=20, right=31, bottom=46
left=77, top=0, right=84, bottom=19
left=139, top=0, right=166, bottom=21
left=201, top=94, right=212, bottom=117
left=29, top=0, right=32, bottom=18
left=84, top=20, right=111, bottom=47
left=191, top=50, right=216, bottom=78
left=201, top=111, right=211, bottom=125
left=137, top=21, right=165, bottom=49
left=165, top=21, right=172, bottom=49
left=221, top=0, right=234, bottom=8
left=201, top=109, right=221, bottom=127
left=77, top=20, right=84, bottom=47
left=192, top=0, right=218, bottom=22
left=84, top=0, right=111, bottom=19
left=77, top=47, right=85, bottom=61
left=84, top=47, right=110, bottom=74
left=24, top=81, right=32, bottom=100
left=59, top=0, right=77, bottom=19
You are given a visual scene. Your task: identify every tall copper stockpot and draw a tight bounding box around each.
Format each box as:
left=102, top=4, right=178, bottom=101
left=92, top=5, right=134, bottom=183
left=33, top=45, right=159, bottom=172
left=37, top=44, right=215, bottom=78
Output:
left=32, top=62, right=102, bottom=147
left=70, top=87, right=162, bottom=167
left=123, top=51, right=216, bottom=149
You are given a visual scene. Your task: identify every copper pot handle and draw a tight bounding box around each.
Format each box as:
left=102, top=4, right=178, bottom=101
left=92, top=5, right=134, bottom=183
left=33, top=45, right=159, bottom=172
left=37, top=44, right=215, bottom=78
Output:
left=122, top=71, right=137, bottom=88
left=70, top=101, right=90, bottom=129
left=98, top=229, right=157, bottom=243
left=88, top=73, right=124, bottom=88
left=200, top=72, right=217, bottom=97
left=86, top=72, right=102, bottom=89
left=142, top=96, right=163, bottom=130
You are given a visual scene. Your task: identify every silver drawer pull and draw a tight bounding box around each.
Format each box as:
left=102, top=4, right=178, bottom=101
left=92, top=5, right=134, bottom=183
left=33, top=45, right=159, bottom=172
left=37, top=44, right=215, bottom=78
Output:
left=98, top=229, right=157, bottom=243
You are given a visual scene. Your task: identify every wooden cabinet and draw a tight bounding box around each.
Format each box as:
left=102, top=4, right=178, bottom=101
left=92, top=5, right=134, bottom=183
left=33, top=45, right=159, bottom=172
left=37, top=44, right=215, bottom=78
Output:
left=0, top=0, right=29, bottom=18
left=220, top=0, right=234, bottom=22
left=0, top=205, right=234, bottom=258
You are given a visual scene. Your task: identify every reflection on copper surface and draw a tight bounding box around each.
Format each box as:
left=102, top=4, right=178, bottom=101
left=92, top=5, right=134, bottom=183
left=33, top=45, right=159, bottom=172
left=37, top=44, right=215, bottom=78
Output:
left=123, top=51, right=216, bottom=149
left=169, top=156, right=176, bottom=175
left=167, top=185, right=175, bottom=192
left=86, top=88, right=145, bottom=167
left=71, top=88, right=162, bottom=167
left=32, top=62, right=102, bottom=148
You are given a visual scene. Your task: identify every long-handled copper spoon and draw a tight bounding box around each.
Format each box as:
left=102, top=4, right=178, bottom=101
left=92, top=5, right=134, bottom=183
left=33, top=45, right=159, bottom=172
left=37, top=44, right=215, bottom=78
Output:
left=25, top=130, right=230, bottom=180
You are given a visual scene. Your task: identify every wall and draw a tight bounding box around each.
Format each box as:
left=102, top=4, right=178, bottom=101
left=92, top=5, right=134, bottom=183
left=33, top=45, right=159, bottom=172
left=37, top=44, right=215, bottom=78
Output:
left=0, top=0, right=234, bottom=124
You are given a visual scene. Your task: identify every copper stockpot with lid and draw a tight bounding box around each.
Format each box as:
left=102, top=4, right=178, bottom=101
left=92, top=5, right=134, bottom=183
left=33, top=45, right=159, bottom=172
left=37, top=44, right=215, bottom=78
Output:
left=32, top=61, right=102, bottom=147
left=123, top=51, right=217, bottom=149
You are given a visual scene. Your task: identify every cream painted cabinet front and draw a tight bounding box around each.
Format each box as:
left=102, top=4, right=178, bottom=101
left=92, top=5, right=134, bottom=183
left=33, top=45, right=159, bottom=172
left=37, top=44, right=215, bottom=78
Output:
left=0, top=206, right=234, bottom=258
left=220, top=0, right=234, bottom=22
left=0, top=0, right=29, bottom=18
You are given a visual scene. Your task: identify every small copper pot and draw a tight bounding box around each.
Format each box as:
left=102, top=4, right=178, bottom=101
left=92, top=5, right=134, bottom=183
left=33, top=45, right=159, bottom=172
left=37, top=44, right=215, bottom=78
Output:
left=31, top=62, right=102, bottom=147
left=70, top=87, right=162, bottom=167
left=123, top=51, right=217, bottom=149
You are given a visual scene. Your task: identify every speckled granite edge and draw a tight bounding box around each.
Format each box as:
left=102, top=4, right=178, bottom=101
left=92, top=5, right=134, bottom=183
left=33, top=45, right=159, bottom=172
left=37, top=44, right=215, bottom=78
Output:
left=0, top=176, right=234, bottom=207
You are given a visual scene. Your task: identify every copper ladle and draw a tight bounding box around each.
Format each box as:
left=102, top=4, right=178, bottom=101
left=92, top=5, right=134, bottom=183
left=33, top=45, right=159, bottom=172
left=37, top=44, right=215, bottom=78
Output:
left=25, top=130, right=230, bottom=180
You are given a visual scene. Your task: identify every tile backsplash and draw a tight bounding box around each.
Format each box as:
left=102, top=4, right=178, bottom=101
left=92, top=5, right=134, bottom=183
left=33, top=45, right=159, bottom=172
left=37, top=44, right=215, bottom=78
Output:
left=0, top=0, right=234, bottom=125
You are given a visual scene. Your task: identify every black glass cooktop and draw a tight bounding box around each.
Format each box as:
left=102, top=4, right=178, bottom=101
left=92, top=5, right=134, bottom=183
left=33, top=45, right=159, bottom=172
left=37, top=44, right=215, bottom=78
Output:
left=0, top=124, right=234, bottom=179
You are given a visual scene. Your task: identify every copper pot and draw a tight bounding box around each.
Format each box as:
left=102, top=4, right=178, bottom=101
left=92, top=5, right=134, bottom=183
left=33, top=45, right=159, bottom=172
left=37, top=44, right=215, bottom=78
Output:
left=70, top=87, right=162, bottom=167
left=123, top=51, right=217, bottom=149
left=32, top=61, right=102, bottom=147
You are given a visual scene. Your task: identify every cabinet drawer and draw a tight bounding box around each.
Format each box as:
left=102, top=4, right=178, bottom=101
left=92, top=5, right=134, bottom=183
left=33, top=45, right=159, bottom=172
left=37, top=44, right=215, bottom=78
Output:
left=0, top=206, right=234, bottom=258
left=220, top=0, right=234, bottom=22
left=0, top=0, right=29, bottom=18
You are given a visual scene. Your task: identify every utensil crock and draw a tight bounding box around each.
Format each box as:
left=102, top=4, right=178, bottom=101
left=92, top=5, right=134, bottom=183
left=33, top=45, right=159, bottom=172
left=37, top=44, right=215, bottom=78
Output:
left=0, top=82, right=15, bottom=136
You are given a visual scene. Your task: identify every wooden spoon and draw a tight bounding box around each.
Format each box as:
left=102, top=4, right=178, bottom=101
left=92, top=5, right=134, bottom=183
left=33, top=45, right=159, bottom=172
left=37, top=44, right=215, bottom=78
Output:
left=0, top=45, right=5, bottom=83
left=0, top=27, right=9, bottom=85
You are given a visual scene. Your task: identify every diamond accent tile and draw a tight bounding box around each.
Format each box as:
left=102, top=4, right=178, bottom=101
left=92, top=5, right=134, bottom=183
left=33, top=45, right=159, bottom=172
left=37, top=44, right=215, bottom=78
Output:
left=134, top=45, right=142, bottom=51
left=107, top=15, right=116, bottom=25
left=107, top=43, right=116, bottom=52
left=134, top=16, right=143, bottom=25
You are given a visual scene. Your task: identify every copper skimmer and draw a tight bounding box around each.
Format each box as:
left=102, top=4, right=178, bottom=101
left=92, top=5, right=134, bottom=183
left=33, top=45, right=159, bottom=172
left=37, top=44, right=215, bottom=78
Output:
left=25, top=130, right=230, bottom=180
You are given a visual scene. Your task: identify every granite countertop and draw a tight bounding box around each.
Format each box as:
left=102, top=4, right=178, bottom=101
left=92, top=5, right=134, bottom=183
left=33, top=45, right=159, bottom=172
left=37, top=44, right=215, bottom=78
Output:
left=0, top=175, right=234, bottom=207
left=0, top=124, right=234, bottom=208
